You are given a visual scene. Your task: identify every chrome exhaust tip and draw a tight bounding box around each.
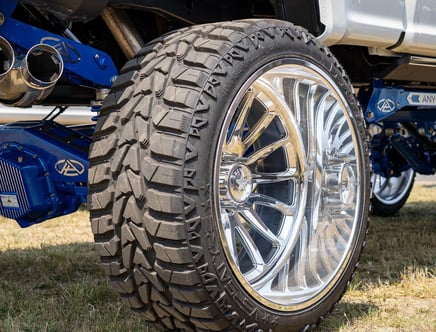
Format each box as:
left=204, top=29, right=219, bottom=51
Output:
left=22, top=43, right=63, bottom=90
left=0, top=36, right=15, bottom=82
left=0, top=39, right=64, bottom=107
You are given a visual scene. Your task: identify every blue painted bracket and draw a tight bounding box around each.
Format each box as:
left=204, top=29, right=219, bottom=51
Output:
left=0, top=1, right=118, bottom=88
left=363, top=80, right=436, bottom=123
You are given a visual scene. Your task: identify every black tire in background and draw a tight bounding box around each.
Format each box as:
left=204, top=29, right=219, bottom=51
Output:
left=88, top=19, right=370, bottom=331
left=371, top=169, right=415, bottom=217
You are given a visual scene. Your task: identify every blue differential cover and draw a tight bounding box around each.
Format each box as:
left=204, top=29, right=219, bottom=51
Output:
left=0, top=143, right=56, bottom=224
left=0, top=121, right=90, bottom=227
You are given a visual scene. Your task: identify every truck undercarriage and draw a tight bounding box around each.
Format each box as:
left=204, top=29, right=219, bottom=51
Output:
left=0, top=0, right=434, bottom=331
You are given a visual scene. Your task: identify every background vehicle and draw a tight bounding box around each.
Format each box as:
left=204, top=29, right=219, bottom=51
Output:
left=0, top=0, right=434, bottom=331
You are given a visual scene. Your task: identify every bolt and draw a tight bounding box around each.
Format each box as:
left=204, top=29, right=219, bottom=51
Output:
left=0, top=12, right=4, bottom=26
left=96, top=88, right=110, bottom=101
left=225, top=209, right=235, bottom=216
left=367, top=112, right=374, bottom=119
left=368, top=124, right=382, bottom=137
left=398, top=127, right=408, bottom=136
left=94, top=53, right=107, bottom=69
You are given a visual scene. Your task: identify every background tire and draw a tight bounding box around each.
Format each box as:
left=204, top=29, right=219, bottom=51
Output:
left=371, top=169, right=415, bottom=217
left=88, top=19, right=370, bottom=331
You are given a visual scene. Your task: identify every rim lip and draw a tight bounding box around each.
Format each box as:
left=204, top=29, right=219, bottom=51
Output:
left=372, top=169, right=415, bottom=205
left=212, top=57, right=366, bottom=312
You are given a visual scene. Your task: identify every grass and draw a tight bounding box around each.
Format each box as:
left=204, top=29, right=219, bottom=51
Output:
left=0, top=185, right=435, bottom=331
left=0, top=208, right=146, bottom=332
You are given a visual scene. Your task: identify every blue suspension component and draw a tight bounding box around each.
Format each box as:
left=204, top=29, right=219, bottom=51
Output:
left=0, top=121, right=90, bottom=227
left=362, top=80, right=436, bottom=123
left=360, top=79, right=436, bottom=177
left=0, top=1, right=118, bottom=88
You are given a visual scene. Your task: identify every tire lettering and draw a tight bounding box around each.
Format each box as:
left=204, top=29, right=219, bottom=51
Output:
left=186, top=215, right=201, bottom=232
left=250, top=307, right=279, bottom=327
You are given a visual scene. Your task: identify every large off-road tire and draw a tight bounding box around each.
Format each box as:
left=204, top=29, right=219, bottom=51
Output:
left=88, top=19, right=370, bottom=332
left=371, top=169, right=415, bottom=217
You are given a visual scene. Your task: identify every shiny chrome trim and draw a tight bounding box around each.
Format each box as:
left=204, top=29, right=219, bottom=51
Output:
left=0, top=106, right=94, bottom=125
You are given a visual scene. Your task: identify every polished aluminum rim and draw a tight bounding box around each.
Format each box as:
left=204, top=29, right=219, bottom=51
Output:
left=372, top=169, right=414, bottom=205
left=213, top=59, right=364, bottom=311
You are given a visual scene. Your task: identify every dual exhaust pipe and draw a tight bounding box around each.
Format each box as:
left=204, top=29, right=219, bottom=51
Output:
left=0, top=36, right=63, bottom=107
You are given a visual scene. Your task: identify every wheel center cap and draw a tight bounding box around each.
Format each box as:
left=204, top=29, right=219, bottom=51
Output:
left=228, top=164, right=253, bottom=203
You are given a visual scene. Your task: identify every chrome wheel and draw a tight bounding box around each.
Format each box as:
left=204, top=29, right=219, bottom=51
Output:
left=214, top=59, right=366, bottom=310
left=372, top=169, right=415, bottom=205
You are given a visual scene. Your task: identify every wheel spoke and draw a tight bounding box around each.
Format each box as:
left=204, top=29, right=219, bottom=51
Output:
left=222, top=212, right=239, bottom=264
left=248, top=192, right=295, bottom=216
left=230, top=88, right=255, bottom=138
left=340, top=140, right=355, bottom=155
left=315, top=89, right=333, bottom=151
left=242, top=111, right=277, bottom=152
left=251, top=168, right=297, bottom=184
left=290, top=80, right=302, bottom=125
left=225, top=88, right=256, bottom=155
left=302, top=84, right=316, bottom=155
left=252, top=214, right=306, bottom=289
left=331, top=116, right=348, bottom=147
left=239, top=207, right=281, bottom=246
left=324, top=100, right=342, bottom=136
left=234, top=213, right=265, bottom=271
left=276, top=262, right=290, bottom=292
left=290, top=218, right=309, bottom=289
left=246, top=138, right=289, bottom=165
left=253, top=76, right=306, bottom=161
left=318, top=228, right=338, bottom=274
